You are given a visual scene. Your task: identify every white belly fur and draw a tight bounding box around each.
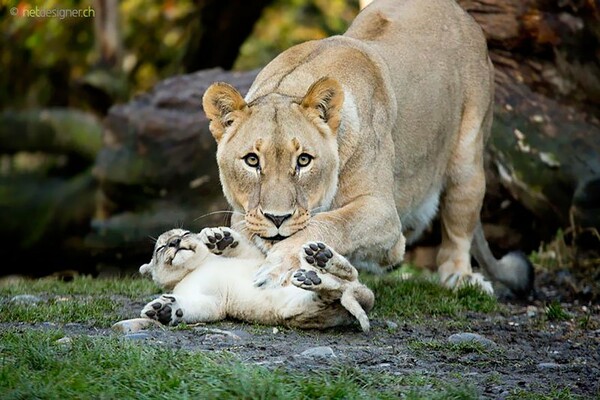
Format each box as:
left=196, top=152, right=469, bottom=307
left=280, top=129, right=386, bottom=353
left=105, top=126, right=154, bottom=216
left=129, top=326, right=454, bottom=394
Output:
left=400, top=188, right=441, bottom=244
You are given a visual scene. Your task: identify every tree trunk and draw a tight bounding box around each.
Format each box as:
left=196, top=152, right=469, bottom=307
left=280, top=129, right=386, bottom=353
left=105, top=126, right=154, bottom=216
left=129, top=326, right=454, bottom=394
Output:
left=183, top=0, right=273, bottom=71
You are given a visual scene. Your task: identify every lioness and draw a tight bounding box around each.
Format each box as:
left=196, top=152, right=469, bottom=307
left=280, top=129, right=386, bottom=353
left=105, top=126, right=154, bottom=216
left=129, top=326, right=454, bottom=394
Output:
left=139, top=227, right=374, bottom=331
left=202, top=0, right=533, bottom=295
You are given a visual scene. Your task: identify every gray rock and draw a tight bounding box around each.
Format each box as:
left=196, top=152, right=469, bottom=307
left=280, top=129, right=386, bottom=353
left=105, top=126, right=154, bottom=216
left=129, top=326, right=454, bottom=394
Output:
left=448, top=332, right=496, bottom=349
left=385, top=320, right=399, bottom=330
left=196, top=327, right=243, bottom=340
left=112, top=318, right=161, bottom=334
left=10, top=294, right=42, bottom=304
left=300, top=346, right=336, bottom=358
left=537, top=362, right=562, bottom=370
left=124, top=332, right=151, bottom=341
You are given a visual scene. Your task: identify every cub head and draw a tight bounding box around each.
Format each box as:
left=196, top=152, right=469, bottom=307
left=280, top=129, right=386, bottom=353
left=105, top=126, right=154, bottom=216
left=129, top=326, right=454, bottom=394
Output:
left=139, top=229, right=207, bottom=290
left=202, top=77, right=344, bottom=246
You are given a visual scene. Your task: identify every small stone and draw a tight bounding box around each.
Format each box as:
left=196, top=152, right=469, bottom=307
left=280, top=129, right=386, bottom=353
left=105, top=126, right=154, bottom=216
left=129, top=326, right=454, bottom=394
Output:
left=272, top=327, right=279, bottom=334
left=301, top=346, right=336, bottom=358
left=55, top=337, right=72, bottom=345
left=124, top=332, right=151, bottom=341
left=448, top=332, right=496, bottom=349
left=526, top=305, right=538, bottom=318
left=112, top=318, right=161, bottom=334
left=537, top=362, right=561, bottom=370
left=385, top=320, right=399, bottom=330
left=10, top=294, right=42, bottom=305
left=197, top=328, right=242, bottom=340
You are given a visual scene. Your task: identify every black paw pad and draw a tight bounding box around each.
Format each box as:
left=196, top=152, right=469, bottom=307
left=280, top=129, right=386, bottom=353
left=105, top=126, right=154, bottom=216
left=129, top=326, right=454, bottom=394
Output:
left=293, top=269, right=322, bottom=285
left=206, top=230, right=237, bottom=252
left=216, top=235, right=235, bottom=251
left=175, top=309, right=183, bottom=318
left=303, top=243, right=334, bottom=268
left=157, top=305, right=172, bottom=325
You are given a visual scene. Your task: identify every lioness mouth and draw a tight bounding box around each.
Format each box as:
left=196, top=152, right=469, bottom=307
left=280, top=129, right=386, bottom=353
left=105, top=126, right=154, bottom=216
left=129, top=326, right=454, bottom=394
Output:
left=261, top=234, right=288, bottom=241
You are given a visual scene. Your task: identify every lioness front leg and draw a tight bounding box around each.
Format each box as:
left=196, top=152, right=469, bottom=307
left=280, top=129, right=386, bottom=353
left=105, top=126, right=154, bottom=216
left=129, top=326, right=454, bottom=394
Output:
left=252, top=197, right=404, bottom=288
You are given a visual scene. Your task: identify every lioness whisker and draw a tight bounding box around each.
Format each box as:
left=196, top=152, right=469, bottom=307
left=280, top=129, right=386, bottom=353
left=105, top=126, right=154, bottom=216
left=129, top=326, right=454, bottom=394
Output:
left=192, top=210, right=243, bottom=223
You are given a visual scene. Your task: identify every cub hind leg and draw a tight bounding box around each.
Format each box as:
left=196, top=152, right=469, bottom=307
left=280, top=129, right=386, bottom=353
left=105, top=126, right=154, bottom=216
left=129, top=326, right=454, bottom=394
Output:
left=437, top=102, right=493, bottom=295
left=292, top=242, right=374, bottom=331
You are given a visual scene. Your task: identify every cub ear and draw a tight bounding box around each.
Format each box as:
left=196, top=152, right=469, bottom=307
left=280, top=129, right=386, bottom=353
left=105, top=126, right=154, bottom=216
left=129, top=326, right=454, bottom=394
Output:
left=202, top=82, right=247, bottom=143
left=301, top=77, right=344, bottom=133
left=139, top=263, right=151, bottom=275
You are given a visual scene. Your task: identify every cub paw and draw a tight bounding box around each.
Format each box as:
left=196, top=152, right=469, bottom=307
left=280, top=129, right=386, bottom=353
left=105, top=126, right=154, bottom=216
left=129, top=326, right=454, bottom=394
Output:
left=443, top=272, right=494, bottom=295
left=141, top=295, right=184, bottom=326
left=302, top=242, right=333, bottom=268
left=199, top=227, right=239, bottom=256
left=291, top=268, right=322, bottom=288
left=300, top=242, right=356, bottom=281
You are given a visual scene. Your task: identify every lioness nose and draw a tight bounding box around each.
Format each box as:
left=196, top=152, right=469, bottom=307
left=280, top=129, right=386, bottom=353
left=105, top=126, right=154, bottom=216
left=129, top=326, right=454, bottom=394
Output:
left=264, top=213, right=292, bottom=228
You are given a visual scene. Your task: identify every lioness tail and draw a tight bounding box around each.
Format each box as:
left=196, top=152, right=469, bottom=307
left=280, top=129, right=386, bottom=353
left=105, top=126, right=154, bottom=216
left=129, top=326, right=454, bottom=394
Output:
left=471, top=223, right=534, bottom=297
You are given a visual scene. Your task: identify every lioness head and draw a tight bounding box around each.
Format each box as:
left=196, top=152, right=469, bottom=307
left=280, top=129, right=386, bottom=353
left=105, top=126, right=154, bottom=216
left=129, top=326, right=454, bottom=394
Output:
left=139, top=229, right=206, bottom=290
left=202, top=77, right=344, bottom=244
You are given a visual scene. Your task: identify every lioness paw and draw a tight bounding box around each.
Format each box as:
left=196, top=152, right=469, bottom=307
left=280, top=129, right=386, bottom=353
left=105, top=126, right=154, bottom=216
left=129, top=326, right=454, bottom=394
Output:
left=141, top=295, right=184, bottom=326
left=199, top=227, right=239, bottom=256
left=443, top=272, right=494, bottom=295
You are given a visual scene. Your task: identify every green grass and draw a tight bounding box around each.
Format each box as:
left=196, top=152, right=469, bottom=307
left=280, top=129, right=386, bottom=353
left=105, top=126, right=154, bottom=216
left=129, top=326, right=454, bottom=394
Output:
left=0, top=277, right=161, bottom=328
left=0, top=329, right=478, bottom=400
left=362, top=270, right=497, bottom=320
left=0, top=276, right=159, bottom=297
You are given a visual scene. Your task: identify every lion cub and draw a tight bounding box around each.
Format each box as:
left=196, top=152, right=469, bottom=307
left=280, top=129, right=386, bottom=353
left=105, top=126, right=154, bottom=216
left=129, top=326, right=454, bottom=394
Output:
left=139, top=227, right=374, bottom=331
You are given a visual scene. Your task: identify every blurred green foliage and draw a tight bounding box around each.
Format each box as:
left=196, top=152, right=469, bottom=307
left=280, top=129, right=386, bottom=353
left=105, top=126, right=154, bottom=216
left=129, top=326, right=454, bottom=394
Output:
left=235, top=0, right=359, bottom=70
left=1, top=0, right=195, bottom=110
left=1, top=0, right=358, bottom=110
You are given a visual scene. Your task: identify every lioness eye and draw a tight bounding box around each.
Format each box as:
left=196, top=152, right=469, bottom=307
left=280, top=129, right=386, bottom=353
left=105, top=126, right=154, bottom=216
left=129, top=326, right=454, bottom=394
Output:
left=297, top=153, right=313, bottom=168
left=243, top=153, right=260, bottom=168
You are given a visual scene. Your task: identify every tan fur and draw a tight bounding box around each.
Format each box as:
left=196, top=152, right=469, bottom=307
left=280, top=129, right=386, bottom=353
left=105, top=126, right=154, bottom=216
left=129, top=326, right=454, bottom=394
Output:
left=202, top=0, right=526, bottom=294
left=139, top=228, right=375, bottom=331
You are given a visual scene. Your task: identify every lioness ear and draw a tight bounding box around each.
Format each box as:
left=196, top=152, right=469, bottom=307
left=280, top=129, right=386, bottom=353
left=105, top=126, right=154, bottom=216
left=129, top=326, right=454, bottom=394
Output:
left=301, top=77, right=344, bottom=133
left=202, top=82, right=247, bottom=143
